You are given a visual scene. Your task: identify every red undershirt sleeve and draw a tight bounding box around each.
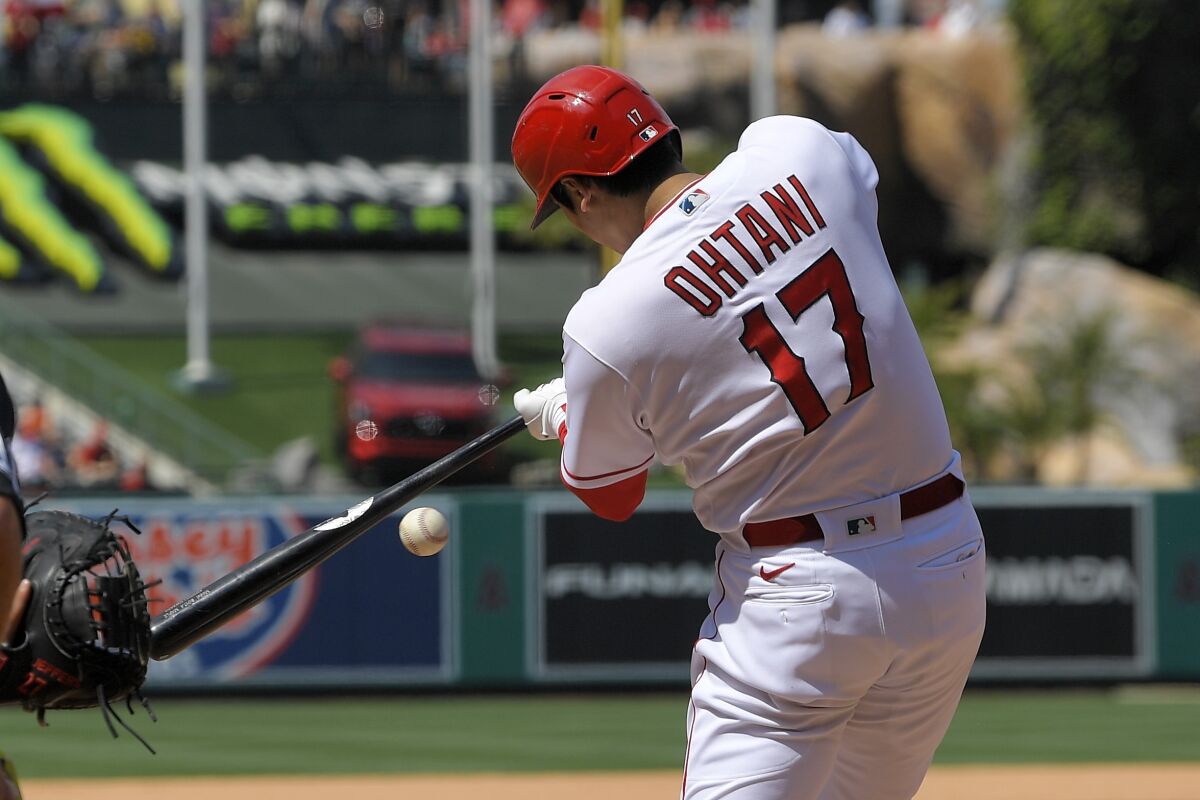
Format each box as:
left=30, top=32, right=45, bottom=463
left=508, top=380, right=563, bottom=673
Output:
left=557, top=424, right=648, bottom=521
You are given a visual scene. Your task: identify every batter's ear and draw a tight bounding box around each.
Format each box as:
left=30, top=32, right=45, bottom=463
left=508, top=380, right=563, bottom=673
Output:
left=559, top=177, right=598, bottom=215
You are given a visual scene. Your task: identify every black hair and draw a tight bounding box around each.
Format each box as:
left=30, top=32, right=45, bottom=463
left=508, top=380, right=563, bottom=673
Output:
left=550, top=130, right=684, bottom=212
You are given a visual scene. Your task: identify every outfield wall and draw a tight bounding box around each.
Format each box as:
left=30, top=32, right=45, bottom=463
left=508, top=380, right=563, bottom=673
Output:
left=57, top=487, right=1200, bottom=689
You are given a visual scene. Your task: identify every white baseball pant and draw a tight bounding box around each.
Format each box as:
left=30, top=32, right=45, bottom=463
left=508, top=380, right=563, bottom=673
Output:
left=682, top=469, right=986, bottom=800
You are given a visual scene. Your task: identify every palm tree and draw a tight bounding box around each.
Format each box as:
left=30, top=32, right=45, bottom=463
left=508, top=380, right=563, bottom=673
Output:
left=1020, top=309, right=1141, bottom=484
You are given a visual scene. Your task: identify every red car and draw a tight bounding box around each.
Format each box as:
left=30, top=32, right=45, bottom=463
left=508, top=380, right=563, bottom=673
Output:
left=330, top=324, right=507, bottom=485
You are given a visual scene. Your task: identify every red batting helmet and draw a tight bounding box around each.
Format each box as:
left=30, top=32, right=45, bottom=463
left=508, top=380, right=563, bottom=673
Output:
left=511, top=65, right=679, bottom=229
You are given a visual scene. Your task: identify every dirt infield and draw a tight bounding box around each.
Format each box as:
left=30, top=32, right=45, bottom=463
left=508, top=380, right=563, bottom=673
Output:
left=23, top=764, right=1200, bottom=800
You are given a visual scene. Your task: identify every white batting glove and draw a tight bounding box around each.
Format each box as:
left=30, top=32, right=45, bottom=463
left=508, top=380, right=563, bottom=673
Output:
left=513, top=378, right=568, bottom=441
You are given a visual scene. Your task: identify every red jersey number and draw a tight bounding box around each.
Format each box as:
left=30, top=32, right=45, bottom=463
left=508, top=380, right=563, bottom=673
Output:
left=738, top=249, right=875, bottom=434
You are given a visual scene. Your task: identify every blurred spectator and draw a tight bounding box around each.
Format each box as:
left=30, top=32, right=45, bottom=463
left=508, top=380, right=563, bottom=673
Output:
left=7, top=404, right=154, bottom=494
left=10, top=402, right=63, bottom=495
left=623, top=0, right=651, bottom=32
left=540, top=0, right=572, bottom=28
left=256, top=0, right=303, bottom=79
left=908, top=0, right=962, bottom=28
left=651, top=0, right=684, bottom=32
left=401, top=0, right=441, bottom=85
left=119, top=456, right=152, bottom=492
left=67, top=420, right=120, bottom=489
left=502, top=0, right=546, bottom=38
left=823, top=0, right=871, bottom=36
left=683, top=0, right=732, bottom=32
left=4, top=0, right=65, bottom=88
left=501, top=0, right=546, bottom=81
left=935, top=0, right=987, bottom=37
left=577, top=0, right=601, bottom=30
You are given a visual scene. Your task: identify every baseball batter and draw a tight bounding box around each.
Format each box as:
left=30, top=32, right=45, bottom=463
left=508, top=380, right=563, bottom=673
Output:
left=512, top=66, right=986, bottom=799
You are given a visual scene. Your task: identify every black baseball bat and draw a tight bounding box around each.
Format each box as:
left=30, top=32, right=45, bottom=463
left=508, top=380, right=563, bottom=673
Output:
left=149, top=414, right=526, bottom=661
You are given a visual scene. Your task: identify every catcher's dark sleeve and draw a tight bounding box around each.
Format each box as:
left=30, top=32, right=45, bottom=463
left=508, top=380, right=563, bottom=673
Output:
left=0, top=372, right=23, bottom=520
left=0, top=373, right=12, bottom=441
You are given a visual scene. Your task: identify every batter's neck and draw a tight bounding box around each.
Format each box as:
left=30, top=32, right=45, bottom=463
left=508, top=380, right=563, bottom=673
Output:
left=644, top=172, right=704, bottom=228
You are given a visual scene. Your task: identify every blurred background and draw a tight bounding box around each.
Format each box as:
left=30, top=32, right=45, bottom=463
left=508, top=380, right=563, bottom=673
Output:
left=1, top=0, right=1199, bottom=796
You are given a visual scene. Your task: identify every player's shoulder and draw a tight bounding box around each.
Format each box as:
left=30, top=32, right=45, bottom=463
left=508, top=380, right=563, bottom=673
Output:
left=565, top=270, right=638, bottom=340
left=739, top=115, right=877, bottom=195
left=563, top=291, right=615, bottom=372
left=736, top=115, right=839, bottom=152
left=563, top=253, right=670, bottom=364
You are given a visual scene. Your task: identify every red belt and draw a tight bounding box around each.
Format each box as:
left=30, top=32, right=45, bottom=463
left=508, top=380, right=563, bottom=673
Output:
left=742, top=473, right=965, bottom=548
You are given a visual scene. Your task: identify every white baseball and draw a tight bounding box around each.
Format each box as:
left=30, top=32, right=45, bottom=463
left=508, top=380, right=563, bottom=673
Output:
left=399, top=507, right=450, bottom=557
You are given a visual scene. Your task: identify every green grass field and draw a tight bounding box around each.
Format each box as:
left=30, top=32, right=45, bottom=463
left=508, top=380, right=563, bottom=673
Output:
left=3, top=688, right=1199, bottom=779
left=83, top=333, right=352, bottom=467
left=81, top=332, right=565, bottom=474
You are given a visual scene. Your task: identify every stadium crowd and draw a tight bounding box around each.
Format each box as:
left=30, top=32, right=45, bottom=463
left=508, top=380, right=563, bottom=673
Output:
left=0, top=0, right=751, bottom=99
left=10, top=400, right=152, bottom=494
left=0, top=0, right=996, bottom=99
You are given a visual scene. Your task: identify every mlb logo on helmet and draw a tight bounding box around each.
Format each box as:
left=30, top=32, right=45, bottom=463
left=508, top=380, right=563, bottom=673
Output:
left=680, top=189, right=710, bottom=216
left=847, top=516, right=876, bottom=536
left=638, top=125, right=659, bottom=142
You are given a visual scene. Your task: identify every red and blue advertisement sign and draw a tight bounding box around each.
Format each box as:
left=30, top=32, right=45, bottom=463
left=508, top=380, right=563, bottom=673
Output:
left=62, top=498, right=455, bottom=689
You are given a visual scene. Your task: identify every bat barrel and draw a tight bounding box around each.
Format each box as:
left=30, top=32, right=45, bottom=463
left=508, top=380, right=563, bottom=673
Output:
left=149, top=414, right=526, bottom=661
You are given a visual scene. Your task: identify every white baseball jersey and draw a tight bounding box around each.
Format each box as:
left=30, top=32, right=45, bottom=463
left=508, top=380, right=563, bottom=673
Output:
left=556, top=114, right=985, bottom=799
left=561, top=115, right=954, bottom=542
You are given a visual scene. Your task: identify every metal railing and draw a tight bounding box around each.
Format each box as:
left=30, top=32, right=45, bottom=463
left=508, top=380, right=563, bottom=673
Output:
left=0, top=294, right=261, bottom=488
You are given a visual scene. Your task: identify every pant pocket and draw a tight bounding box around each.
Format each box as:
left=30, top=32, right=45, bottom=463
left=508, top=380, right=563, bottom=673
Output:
left=743, top=583, right=834, bottom=605
left=916, top=537, right=983, bottom=571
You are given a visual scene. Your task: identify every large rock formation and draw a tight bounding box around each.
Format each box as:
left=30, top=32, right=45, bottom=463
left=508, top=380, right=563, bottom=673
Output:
left=523, top=22, right=1023, bottom=270
left=947, top=248, right=1199, bottom=487
left=775, top=25, right=1021, bottom=257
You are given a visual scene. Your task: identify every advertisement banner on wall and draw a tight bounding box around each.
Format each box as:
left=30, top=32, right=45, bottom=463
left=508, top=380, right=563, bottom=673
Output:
left=971, top=496, right=1153, bottom=680
left=533, top=496, right=716, bottom=681
left=533, top=492, right=1154, bottom=683
left=130, top=158, right=534, bottom=249
left=62, top=498, right=457, bottom=689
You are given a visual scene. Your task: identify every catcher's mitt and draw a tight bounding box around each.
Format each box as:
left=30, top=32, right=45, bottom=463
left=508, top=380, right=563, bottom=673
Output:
left=0, top=510, right=155, bottom=749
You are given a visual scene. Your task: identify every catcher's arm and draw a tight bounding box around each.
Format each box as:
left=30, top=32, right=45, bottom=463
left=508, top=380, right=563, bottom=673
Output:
left=0, top=369, right=24, bottom=643
left=0, top=752, right=20, bottom=800
left=0, top=500, right=24, bottom=643
left=0, top=580, right=28, bottom=648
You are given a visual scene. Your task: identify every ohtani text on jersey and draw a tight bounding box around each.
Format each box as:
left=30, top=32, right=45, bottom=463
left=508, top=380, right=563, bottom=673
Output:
left=664, top=174, right=827, bottom=316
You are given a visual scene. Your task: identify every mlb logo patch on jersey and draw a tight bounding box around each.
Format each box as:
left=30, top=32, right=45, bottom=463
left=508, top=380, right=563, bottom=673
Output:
left=679, top=189, right=710, bottom=216
left=638, top=125, right=659, bottom=143
left=847, top=516, right=876, bottom=536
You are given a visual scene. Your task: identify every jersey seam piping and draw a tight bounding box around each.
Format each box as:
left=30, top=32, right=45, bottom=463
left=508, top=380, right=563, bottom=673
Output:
left=561, top=452, right=654, bottom=483
left=562, top=330, right=654, bottom=433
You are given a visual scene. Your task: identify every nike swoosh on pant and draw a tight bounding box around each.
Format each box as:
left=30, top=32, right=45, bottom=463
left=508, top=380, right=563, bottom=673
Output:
left=759, top=563, right=796, bottom=581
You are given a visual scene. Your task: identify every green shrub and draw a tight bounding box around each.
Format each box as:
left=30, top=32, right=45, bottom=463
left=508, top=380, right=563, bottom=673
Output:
left=1008, top=0, right=1200, bottom=277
